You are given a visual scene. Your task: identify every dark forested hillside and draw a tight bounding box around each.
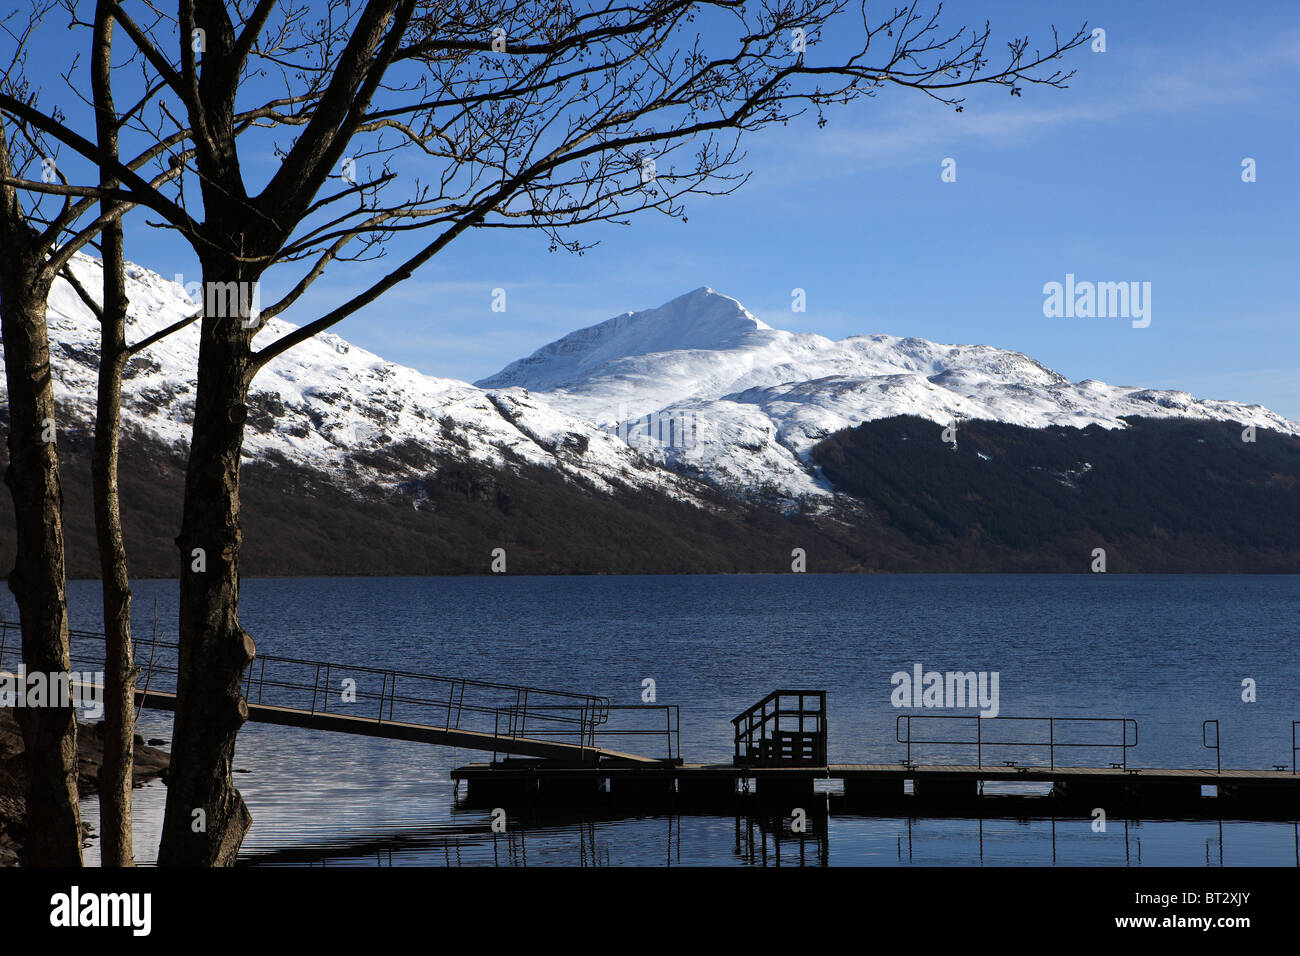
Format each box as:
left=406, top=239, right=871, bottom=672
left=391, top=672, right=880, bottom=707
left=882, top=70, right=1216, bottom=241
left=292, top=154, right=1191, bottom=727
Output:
left=0, top=412, right=868, bottom=578
left=1, top=411, right=1295, bottom=578
left=811, top=415, right=1300, bottom=572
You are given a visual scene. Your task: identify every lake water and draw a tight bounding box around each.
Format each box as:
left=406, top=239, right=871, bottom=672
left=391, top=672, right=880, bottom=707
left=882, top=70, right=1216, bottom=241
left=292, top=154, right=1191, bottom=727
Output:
left=7, top=573, right=1298, bottom=866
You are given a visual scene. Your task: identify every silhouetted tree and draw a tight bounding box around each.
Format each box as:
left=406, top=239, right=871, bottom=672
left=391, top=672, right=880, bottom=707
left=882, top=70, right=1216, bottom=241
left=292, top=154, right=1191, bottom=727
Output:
left=2, top=0, right=1088, bottom=865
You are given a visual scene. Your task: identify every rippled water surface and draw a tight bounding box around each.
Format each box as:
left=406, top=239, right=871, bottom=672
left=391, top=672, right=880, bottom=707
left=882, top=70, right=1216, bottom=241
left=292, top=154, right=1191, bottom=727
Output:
left=10, top=573, right=1296, bottom=866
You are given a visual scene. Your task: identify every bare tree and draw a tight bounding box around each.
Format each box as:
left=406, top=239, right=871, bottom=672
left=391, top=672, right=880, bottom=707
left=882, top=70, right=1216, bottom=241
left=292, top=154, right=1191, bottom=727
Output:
left=3, top=0, right=1088, bottom=865
left=0, top=126, right=82, bottom=865
left=90, top=0, right=139, bottom=867
left=0, top=0, right=104, bottom=864
left=0, top=0, right=299, bottom=864
left=0, top=1, right=203, bottom=864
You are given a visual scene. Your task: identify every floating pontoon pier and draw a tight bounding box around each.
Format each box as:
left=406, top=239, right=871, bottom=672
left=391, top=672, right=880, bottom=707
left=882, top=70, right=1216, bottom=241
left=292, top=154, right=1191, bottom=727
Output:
left=11, top=627, right=1296, bottom=821
left=452, top=691, right=1300, bottom=819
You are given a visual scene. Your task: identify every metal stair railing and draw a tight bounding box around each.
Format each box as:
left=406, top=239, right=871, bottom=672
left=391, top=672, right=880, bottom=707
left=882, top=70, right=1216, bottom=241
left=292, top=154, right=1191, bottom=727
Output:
left=732, top=690, right=827, bottom=767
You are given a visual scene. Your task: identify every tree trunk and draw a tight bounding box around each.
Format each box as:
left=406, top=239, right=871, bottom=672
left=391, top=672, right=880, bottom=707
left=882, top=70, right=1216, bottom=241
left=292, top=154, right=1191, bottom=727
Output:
left=92, top=298, right=135, bottom=868
left=91, top=330, right=135, bottom=867
left=157, top=261, right=257, bottom=866
left=0, top=176, right=82, bottom=866
left=91, top=1, right=136, bottom=868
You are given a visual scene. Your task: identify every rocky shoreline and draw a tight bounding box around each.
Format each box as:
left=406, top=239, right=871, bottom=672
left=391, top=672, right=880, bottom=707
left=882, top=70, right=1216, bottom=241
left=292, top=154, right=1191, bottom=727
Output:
left=0, top=709, right=170, bottom=866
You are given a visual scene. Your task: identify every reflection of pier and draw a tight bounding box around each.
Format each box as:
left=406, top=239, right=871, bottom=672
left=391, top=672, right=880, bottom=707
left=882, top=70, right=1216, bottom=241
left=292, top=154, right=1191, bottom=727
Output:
left=736, top=807, right=829, bottom=866
left=238, top=809, right=828, bottom=867
left=236, top=812, right=1300, bottom=867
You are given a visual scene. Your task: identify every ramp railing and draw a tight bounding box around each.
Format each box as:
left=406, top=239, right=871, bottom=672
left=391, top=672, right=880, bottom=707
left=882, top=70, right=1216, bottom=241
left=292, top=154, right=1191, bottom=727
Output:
left=492, top=703, right=681, bottom=764
left=0, top=622, right=611, bottom=759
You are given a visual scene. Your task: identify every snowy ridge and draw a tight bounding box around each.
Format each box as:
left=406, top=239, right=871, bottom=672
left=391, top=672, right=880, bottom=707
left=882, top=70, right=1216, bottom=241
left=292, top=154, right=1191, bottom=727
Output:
left=17, top=255, right=705, bottom=505
left=479, top=288, right=1299, bottom=500
left=7, top=257, right=1295, bottom=510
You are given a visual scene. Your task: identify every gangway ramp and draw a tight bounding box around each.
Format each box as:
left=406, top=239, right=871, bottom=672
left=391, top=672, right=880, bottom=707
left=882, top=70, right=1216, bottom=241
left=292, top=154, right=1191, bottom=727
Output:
left=0, top=624, right=666, bottom=765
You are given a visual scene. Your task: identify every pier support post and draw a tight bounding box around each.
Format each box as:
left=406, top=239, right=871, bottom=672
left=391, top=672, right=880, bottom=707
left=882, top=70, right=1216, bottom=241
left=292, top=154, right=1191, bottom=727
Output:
left=843, top=776, right=905, bottom=810
left=1130, top=780, right=1202, bottom=808
left=754, top=773, right=816, bottom=804
left=463, top=772, right=540, bottom=806
left=677, top=773, right=740, bottom=806
left=535, top=772, right=604, bottom=803
left=1051, top=779, right=1132, bottom=810
left=611, top=772, right=677, bottom=800
left=1218, top=781, right=1300, bottom=811
left=913, top=775, right=979, bottom=808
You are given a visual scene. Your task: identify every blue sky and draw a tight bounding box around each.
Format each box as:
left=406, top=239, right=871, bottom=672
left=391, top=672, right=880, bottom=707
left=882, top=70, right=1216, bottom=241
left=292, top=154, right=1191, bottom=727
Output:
left=32, top=0, right=1300, bottom=418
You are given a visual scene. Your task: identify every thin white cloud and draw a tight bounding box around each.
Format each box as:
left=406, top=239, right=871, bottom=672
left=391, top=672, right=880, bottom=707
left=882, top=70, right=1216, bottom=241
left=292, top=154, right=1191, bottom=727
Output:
left=752, top=32, right=1300, bottom=180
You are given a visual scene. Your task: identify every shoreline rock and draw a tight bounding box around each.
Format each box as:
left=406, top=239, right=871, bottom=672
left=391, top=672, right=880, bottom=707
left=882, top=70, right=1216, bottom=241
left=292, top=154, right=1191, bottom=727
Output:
left=0, top=708, right=170, bottom=866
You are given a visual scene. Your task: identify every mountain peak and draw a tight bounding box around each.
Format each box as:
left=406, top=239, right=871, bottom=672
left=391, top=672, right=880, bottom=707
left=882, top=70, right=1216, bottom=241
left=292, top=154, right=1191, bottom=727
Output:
left=476, top=288, right=769, bottom=390
left=25, top=255, right=1298, bottom=513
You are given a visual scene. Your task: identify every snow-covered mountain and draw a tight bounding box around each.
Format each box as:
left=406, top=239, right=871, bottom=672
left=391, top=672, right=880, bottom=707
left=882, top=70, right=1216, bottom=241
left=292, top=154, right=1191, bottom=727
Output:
left=479, top=287, right=1299, bottom=500
left=8, top=257, right=1296, bottom=513
left=19, top=255, right=705, bottom=505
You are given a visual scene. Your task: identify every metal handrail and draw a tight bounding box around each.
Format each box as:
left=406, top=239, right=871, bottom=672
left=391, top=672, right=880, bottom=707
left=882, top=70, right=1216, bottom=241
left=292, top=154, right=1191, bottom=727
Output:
left=492, top=703, right=600, bottom=762
left=4, top=623, right=611, bottom=755
left=1293, top=721, right=1299, bottom=776
left=492, top=704, right=681, bottom=764
left=1202, top=719, right=1221, bottom=774
left=895, top=714, right=1139, bottom=770
left=42, top=624, right=606, bottom=707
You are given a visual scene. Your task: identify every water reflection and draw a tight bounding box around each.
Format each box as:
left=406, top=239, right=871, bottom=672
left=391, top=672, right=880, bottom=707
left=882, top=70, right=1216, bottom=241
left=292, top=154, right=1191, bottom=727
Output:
left=220, top=807, right=1298, bottom=868
left=58, top=574, right=1300, bottom=868
left=734, top=807, right=830, bottom=866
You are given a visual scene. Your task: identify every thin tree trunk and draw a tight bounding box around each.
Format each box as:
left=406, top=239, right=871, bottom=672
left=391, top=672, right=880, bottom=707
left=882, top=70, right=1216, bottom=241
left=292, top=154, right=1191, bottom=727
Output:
left=0, top=128, right=82, bottom=867
left=157, top=262, right=257, bottom=866
left=90, top=2, right=135, bottom=867
left=91, top=284, right=134, bottom=868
